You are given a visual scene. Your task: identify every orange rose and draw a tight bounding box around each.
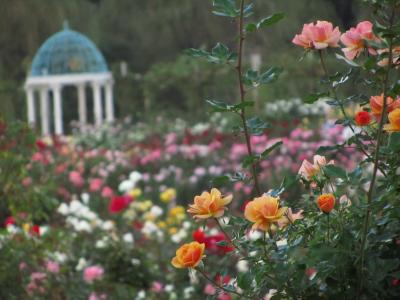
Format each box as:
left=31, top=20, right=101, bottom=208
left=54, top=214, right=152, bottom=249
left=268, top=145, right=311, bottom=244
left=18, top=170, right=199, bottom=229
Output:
left=317, top=194, right=335, bottom=213
left=187, top=188, right=232, bottom=219
left=384, top=108, right=400, bottom=132
left=369, top=94, right=400, bottom=118
left=244, top=195, right=288, bottom=231
left=171, top=241, right=205, bottom=268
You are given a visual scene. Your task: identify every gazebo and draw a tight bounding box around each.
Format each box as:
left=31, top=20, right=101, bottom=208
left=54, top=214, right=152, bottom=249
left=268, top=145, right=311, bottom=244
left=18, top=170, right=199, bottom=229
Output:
left=25, top=22, right=114, bottom=135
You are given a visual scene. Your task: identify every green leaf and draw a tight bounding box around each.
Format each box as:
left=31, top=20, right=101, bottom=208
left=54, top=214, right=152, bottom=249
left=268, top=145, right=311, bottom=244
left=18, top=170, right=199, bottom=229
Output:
left=205, top=99, right=254, bottom=113
left=205, top=100, right=232, bottom=112
left=242, top=154, right=259, bottom=168
left=335, top=54, right=360, bottom=67
left=245, top=23, right=257, bottom=33
left=257, top=13, right=284, bottom=28
left=211, top=172, right=246, bottom=186
left=184, top=48, right=209, bottom=58
left=261, top=141, right=283, bottom=158
left=302, top=92, right=329, bottom=104
left=212, top=0, right=238, bottom=18
left=237, top=271, right=252, bottom=289
left=211, top=43, right=229, bottom=58
left=246, top=117, right=269, bottom=136
left=243, top=67, right=283, bottom=86
left=388, top=132, right=400, bottom=151
left=316, top=144, right=344, bottom=154
left=323, top=165, right=347, bottom=180
left=259, top=67, right=283, bottom=84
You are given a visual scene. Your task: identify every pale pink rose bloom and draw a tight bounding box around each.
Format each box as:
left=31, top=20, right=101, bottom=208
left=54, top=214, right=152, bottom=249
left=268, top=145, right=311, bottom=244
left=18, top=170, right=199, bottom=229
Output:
left=69, top=171, right=84, bottom=188
left=298, top=155, right=333, bottom=181
left=341, top=21, right=380, bottom=60
left=45, top=260, right=60, bottom=274
left=101, top=186, right=114, bottom=198
left=88, top=292, right=107, bottom=300
left=264, top=289, right=278, bottom=300
left=19, top=262, right=27, bottom=271
left=31, top=272, right=47, bottom=282
left=339, top=195, right=352, bottom=207
left=89, top=178, right=103, bottom=192
left=313, top=155, right=334, bottom=168
left=306, top=267, right=317, bottom=280
left=293, top=21, right=341, bottom=49
left=204, top=283, right=216, bottom=295
left=298, top=159, right=318, bottom=180
left=22, top=177, right=32, bottom=187
left=151, top=281, right=164, bottom=293
left=83, top=266, right=104, bottom=283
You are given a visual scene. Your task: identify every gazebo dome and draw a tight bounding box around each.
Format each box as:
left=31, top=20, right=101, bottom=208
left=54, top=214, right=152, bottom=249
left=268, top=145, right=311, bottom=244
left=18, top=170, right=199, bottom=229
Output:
left=30, top=23, right=108, bottom=76
left=25, top=22, right=115, bottom=136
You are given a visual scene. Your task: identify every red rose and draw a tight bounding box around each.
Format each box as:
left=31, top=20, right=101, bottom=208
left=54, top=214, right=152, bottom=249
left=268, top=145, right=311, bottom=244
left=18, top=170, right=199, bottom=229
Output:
left=30, top=225, right=40, bottom=236
left=355, top=111, right=371, bottom=126
left=109, top=195, right=133, bottom=214
left=193, top=229, right=206, bottom=243
left=205, top=233, right=234, bottom=255
left=35, top=139, right=47, bottom=151
left=4, top=216, right=15, bottom=227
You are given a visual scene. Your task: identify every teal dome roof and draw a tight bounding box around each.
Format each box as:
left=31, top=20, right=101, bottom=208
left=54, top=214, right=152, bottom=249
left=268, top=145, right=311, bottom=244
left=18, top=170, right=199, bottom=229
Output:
left=30, top=23, right=108, bottom=77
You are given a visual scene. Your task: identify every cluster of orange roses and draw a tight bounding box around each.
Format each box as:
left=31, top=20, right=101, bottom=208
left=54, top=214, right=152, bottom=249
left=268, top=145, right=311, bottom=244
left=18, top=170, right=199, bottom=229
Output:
left=171, top=188, right=298, bottom=269
left=354, top=94, right=400, bottom=131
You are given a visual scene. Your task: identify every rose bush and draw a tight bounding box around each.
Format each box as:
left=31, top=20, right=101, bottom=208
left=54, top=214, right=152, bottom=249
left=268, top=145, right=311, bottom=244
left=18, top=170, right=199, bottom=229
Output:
left=1, top=0, right=400, bottom=299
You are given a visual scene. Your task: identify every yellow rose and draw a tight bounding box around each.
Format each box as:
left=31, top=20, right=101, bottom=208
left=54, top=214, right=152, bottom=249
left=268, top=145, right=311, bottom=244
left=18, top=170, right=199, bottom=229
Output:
left=160, top=188, right=177, bottom=203
left=129, top=188, right=142, bottom=198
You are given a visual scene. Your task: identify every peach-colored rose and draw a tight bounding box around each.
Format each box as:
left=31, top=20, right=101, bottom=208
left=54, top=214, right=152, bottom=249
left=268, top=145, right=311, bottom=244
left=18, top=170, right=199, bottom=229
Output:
left=293, top=21, right=341, bottom=50
left=244, top=195, right=288, bottom=231
left=187, top=188, right=232, bottom=219
left=171, top=241, right=205, bottom=268
left=378, top=46, right=400, bottom=67
left=278, top=208, right=304, bottom=228
left=384, top=108, right=400, bottom=132
left=317, top=194, right=335, bottom=213
left=298, top=155, right=334, bottom=181
left=370, top=94, right=400, bottom=118
left=341, top=21, right=380, bottom=60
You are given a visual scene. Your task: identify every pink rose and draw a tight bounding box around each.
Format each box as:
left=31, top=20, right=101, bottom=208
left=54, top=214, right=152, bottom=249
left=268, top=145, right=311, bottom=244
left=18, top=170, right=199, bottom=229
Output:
left=69, top=171, right=84, bottom=188
left=151, top=281, right=164, bottom=293
left=45, top=260, right=60, bottom=274
left=83, top=265, right=104, bottom=283
left=89, top=178, right=103, bottom=192
left=293, top=21, right=341, bottom=49
left=341, top=21, right=380, bottom=60
left=88, top=292, right=107, bottom=300
left=101, top=186, right=114, bottom=198
left=204, top=283, right=216, bottom=295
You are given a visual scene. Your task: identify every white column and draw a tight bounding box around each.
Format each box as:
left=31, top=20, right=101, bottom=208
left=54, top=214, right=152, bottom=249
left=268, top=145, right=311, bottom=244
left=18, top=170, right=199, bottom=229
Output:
left=26, top=87, right=36, bottom=125
left=77, top=84, right=87, bottom=125
left=105, top=82, right=114, bottom=122
left=52, top=85, right=63, bottom=135
left=40, top=88, right=50, bottom=135
left=92, top=82, right=103, bottom=126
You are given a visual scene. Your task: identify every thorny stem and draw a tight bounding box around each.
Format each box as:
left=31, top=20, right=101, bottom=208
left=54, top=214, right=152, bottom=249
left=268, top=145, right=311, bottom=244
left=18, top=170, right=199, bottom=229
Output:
left=196, top=268, right=259, bottom=299
left=357, top=6, right=396, bottom=298
left=237, top=0, right=261, bottom=196
left=318, top=50, right=387, bottom=177
left=214, top=218, right=247, bottom=257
